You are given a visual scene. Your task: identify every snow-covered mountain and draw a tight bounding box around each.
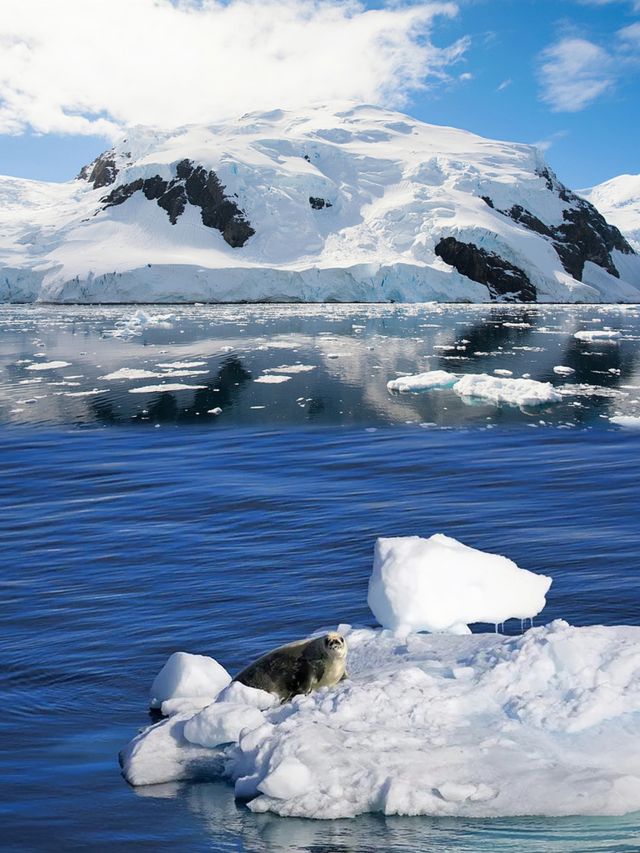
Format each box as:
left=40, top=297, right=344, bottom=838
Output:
left=580, top=174, right=640, bottom=254
left=1, top=103, right=639, bottom=303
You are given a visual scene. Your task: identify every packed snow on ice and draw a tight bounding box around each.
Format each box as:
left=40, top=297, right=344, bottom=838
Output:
left=120, top=534, right=640, bottom=820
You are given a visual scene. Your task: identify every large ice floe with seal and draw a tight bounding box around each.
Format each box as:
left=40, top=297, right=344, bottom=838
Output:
left=120, top=534, right=640, bottom=819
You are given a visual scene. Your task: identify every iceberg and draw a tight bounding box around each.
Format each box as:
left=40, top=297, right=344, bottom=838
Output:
left=367, top=534, right=552, bottom=635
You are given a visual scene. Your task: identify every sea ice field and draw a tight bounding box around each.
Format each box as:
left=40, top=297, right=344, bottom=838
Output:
left=2, top=303, right=640, bottom=852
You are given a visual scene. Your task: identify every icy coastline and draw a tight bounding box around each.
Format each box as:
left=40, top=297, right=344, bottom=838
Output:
left=2, top=104, right=640, bottom=304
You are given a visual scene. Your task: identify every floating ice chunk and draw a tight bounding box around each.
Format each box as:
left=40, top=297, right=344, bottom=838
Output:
left=207, top=407, right=222, bottom=415
left=453, top=374, right=562, bottom=406
left=553, top=366, right=575, bottom=376
left=157, top=361, right=206, bottom=369
left=254, top=375, right=291, bottom=384
left=149, top=652, right=231, bottom=709
left=610, top=415, right=640, bottom=429
left=493, top=369, right=513, bottom=377
left=25, top=361, right=70, bottom=371
left=367, top=534, right=552, bottom=635
left=100, top=368, right=161, bottom=380
left=63, top=389, right=108, bottom=397
left=104, top=310, right=174, bottom=338
left=387, top=371, right=458, bottom=393
left=574, top=330, right=621, bottom=342
left=270, top=364, right=316, bottom=373
left=128, top=383, right=206, bottom=393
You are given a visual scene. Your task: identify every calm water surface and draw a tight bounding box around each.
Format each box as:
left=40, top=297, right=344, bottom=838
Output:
left=2, top=304, right=640, bottom=852
left=1, top=303, right=639, bottom=428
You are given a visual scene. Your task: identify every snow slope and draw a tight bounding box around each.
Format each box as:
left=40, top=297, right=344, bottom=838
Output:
left=581, top=174, right=640, bottom=253
left=2, top=102, right=639, bottom=303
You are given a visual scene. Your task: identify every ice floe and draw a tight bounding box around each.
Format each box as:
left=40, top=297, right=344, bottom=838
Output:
left=128, top=383, right=207, bottom=393
left=574, top=330, right=621, bottom=342
left=609, top=415, right=640, bottom=429
left=104, top=310, right=175, bottom=338
left=100, top=368, right=162, bottom=380
left=25, top=360, right=71, bottom=371
left=387, top=371, right=563, bottom=407
left=120, top=536, right=640, bottom=820
left=156, top=361, right=207, bottom=369
left=454, top=374, right=562, bottom=406
left=386, top=371, right=458, bottom=393
left=254, top=375, right=291, bottom=384
left=121, top=618, right=640, bottom=819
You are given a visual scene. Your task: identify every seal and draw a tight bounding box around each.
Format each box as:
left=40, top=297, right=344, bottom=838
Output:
left=233, top=631, right=347, bottom=702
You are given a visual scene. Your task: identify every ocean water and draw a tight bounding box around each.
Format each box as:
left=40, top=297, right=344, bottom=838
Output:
left=1, top=303, right=639, bottom=428
left=2, top=304, right=640, bottom=852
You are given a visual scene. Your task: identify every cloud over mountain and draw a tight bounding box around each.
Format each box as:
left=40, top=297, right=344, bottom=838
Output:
left=0, top=0, right=466, bottom=138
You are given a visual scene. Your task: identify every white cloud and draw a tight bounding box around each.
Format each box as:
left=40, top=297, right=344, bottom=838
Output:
left=618, top=21, right=640, bottom=48
left=0, top=0, right=466, bottom=138
left=537, top=37, right=614, bottom=112
left=496, top=78, right=512, bottom=91
left=532, top=129, right=569, bottom=153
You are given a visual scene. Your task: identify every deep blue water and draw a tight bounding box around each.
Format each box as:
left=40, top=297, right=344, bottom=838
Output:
left=2, top=424, right=640, bottom=852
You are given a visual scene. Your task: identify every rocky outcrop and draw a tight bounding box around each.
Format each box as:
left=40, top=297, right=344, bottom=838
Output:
left=482, top=169, right=634, bottom=282
left=77, top=151, right=119, bottom=189
left=309, top=196, right=332, bottom=210
left=435, top=237, right=536, bottom=302
left=100, top=159, right=254, bottom=247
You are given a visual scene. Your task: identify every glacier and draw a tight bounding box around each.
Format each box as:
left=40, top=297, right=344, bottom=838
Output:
left=581, top=174, right=640, bottom=254
left=1, top=102, right=639, bottom=304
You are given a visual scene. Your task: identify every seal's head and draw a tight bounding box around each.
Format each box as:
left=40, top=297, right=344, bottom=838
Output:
left=324, top=631, right=347, bottom=659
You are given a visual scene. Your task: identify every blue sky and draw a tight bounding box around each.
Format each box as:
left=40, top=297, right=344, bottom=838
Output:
left=0, top=0, right=637, bottom=189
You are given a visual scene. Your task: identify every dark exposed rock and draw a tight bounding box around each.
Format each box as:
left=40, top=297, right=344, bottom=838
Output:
left=141, top=176, right=166, bottom=200
left=487, top=170, right=635, bottom=282
left=101, top=179, right=143, bottom=207
left=100, top=158, right=254, bottom=247
left=536, top=167, right=555, bottom=193
left=553, top=198, right=632, bottom=280
left=435, top=237, right=536, bottom=302
left=481, top=195, right=494, bottom=209
left=78, top=151, right=119, bottom=189
left=157, top=184, right=187, bottom=225
left=508, top=205, right=552, bottom=238
left=309, top=196, right=332, bottom=210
